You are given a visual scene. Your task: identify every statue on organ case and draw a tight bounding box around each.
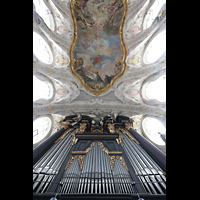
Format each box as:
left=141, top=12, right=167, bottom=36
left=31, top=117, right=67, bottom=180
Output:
left=56, top=113, right=82, bottom=130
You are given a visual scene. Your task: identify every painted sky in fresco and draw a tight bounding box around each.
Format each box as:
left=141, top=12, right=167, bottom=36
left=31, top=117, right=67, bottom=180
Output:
left=72, top=0, right=124, bottom=89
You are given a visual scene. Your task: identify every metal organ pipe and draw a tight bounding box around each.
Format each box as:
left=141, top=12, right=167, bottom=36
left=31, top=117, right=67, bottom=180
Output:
left=57, top=142, right=136, bottom=194
left=100, top=144, right=105, bottom=194
left=120, top=130, right=166, bottom=194
left=33, top=129, right=75, bottom=193
left=34, top=138, right=143, bottom=195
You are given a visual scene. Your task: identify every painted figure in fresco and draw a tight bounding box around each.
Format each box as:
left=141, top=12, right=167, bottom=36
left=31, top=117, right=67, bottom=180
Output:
left=72, top=0, right=125, bottom=91
left=79, top=0, right=89, bottom=9
left=74, top=58, right=85, bottom=75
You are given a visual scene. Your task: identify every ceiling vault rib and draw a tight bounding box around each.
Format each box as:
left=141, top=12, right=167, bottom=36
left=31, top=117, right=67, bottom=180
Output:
left=33, top=0, right=166, bottom=138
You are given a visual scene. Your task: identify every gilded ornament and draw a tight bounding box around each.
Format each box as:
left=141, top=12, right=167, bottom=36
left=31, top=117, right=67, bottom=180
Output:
left=141, top=107, right=147, bottom=112
left=117, top=128, right=139, bottom=144
left=108, top=123, right=115, bottom=134
left=125, top=123, right=132, bottom=130
left=116, top=105, right=120, bottom=109
left=76, top=123, right=87, bottom=134
left=78, top=155, right=85, bottom=170
left=74, top=104, right=79, bottom=109
left=116, top=155, right=128, bottom=171
left=85, top=141, right=109, bottom=155
left=115, top=128, right=123, bottom=146
left=105, top=105, right=109, bottom=110
left=55, top=128, right=74, bottom=143
left=109, top=155, right=116, bottom=171
left=65, top=155, right=78, bottom=170
left=68, top=0, right=128, bottom=96
left=129, top=118, right=134, bottom=122
left=47, top=106, right=53, bottom=112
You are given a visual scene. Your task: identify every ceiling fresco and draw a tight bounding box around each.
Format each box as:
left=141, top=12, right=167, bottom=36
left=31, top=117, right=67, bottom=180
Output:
left=69, top=0, right=128, bottom=95
left=33, top=0, right=166, bottom=151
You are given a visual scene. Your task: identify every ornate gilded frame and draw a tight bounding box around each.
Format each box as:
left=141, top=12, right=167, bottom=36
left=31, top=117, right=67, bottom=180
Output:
left=68, top=0, right=128, bottom=96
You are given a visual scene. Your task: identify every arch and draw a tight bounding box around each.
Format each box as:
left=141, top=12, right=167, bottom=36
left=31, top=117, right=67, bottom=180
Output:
left=141, top=69, right=166, bottom=106
left=142, top=0, right=166, bottom=30
left=33, top=31, right=53, bottom=64
left=33, top=115, right=54, bottom=148
left=145, top=74, right=166, bottom=102
left=33, top=74, right=54, bottom=103
left=142, top=30, right=166, bottom=65
left=33, top=0, right=55, bottom=30
left=33, top=115, right=54, bottom=147
left=141, top=115, right=166, bottom=147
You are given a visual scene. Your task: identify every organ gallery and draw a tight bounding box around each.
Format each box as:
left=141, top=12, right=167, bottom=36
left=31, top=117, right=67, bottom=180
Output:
left=33, top=115, right=166, bottom=199
left=33, top=0, right=166, bottom=199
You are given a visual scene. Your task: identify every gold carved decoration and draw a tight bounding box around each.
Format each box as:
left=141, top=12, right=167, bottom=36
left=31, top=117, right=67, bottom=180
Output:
left=115, top=128, right=123, bottom=146
left=85, top=141, right=109, bottom=155
left=108, top=155, right=128, bottom=171
left=116, top=155, right=128, bottom=171
left=109, top=155, right=116, bottom=171
left=68, top=142, right=128, bottom=172
left=54, top=128, right=74, bottom=143
left=55, top=119, right=70, bottom=130
left=65, top=155, right=85, bottom=171
left=71, top=130, right=78, bottom=145
left=129, top=118, right=134, bottom=122
left=65, top=155, right=77, bottom=170
left=62, top=123, right=69, bottom=130
left=117, top=128, right=139, bottom=144
left=91, top=127, right=103, bottom=134
left=108, top=123, right=115, bottom=134
left=68, top=0, right=128, bottom=96
left=78, top=155, right=85, bottom=170
left=75, top=123, right=87, bottom=134
left=125, top=123, right=132, bottom=130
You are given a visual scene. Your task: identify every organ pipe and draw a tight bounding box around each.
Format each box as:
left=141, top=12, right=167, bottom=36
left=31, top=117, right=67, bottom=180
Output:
left=33, top=116, right=166, bottom=197
left=120, top=129, right=166, bottom=194
left=57, top=142, right=136, bottom=194
left=33, top=129, right=75, bottom=193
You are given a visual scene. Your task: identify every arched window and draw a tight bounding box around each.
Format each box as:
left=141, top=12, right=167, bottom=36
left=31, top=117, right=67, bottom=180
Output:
left=33, top=75, right=53, bottom=101
left=143, top=0, right=166, bottom=29
left=145, top=75, right=166, bottom=102
left=33, top=32, right=53, bottom=64
left=33, top=117, right=52, bottom=144
left=142, top=117, right=166, bottom=146
left=143, top=30, right=166, bottom=64
left=33, top=0, right=54, bottom=30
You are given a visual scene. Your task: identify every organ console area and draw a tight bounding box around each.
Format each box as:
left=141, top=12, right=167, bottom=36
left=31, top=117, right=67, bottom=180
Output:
left=33, top=115, right=166, bottom=200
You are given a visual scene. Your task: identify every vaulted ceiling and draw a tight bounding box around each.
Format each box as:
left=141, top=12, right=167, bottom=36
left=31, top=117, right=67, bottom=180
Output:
left=33, top=0, right=166, bottom=151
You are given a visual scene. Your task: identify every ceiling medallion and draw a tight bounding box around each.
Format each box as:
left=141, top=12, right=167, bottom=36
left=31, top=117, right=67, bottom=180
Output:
left=69, top=0, right=128, bottom=95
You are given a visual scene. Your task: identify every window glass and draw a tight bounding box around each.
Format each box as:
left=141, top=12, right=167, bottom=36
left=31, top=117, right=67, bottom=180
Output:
left=142, top=117, right=165, bottom=145
left=145, top=75, right=166, bottom=102
left=143, top=0, right=166, bottom=29
left=33, top=117, right=52, bottom=144
left=33, top=0, right=52, bottom=29
left=33, top=75, right=52, bottom=101
left=143, top=30, right=166, bottom=64
left=33, top=32, right=53, bottom=64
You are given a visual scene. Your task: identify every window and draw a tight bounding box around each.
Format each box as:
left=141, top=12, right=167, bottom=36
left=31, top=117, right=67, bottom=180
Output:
left=142, top=117, right=165, bottom=146
left=33, top=75, right=53, bottom=101
left=33, top=0, right=54, bottom=30
left=145, top=75, right=166, bottom=102
left=33, top=32, right=53, bottom=64
left=143, top=30, right=166, bottom=64
left=33, top=117, right=52, bottom=144
left=143, top=0, right=166, bottom=29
